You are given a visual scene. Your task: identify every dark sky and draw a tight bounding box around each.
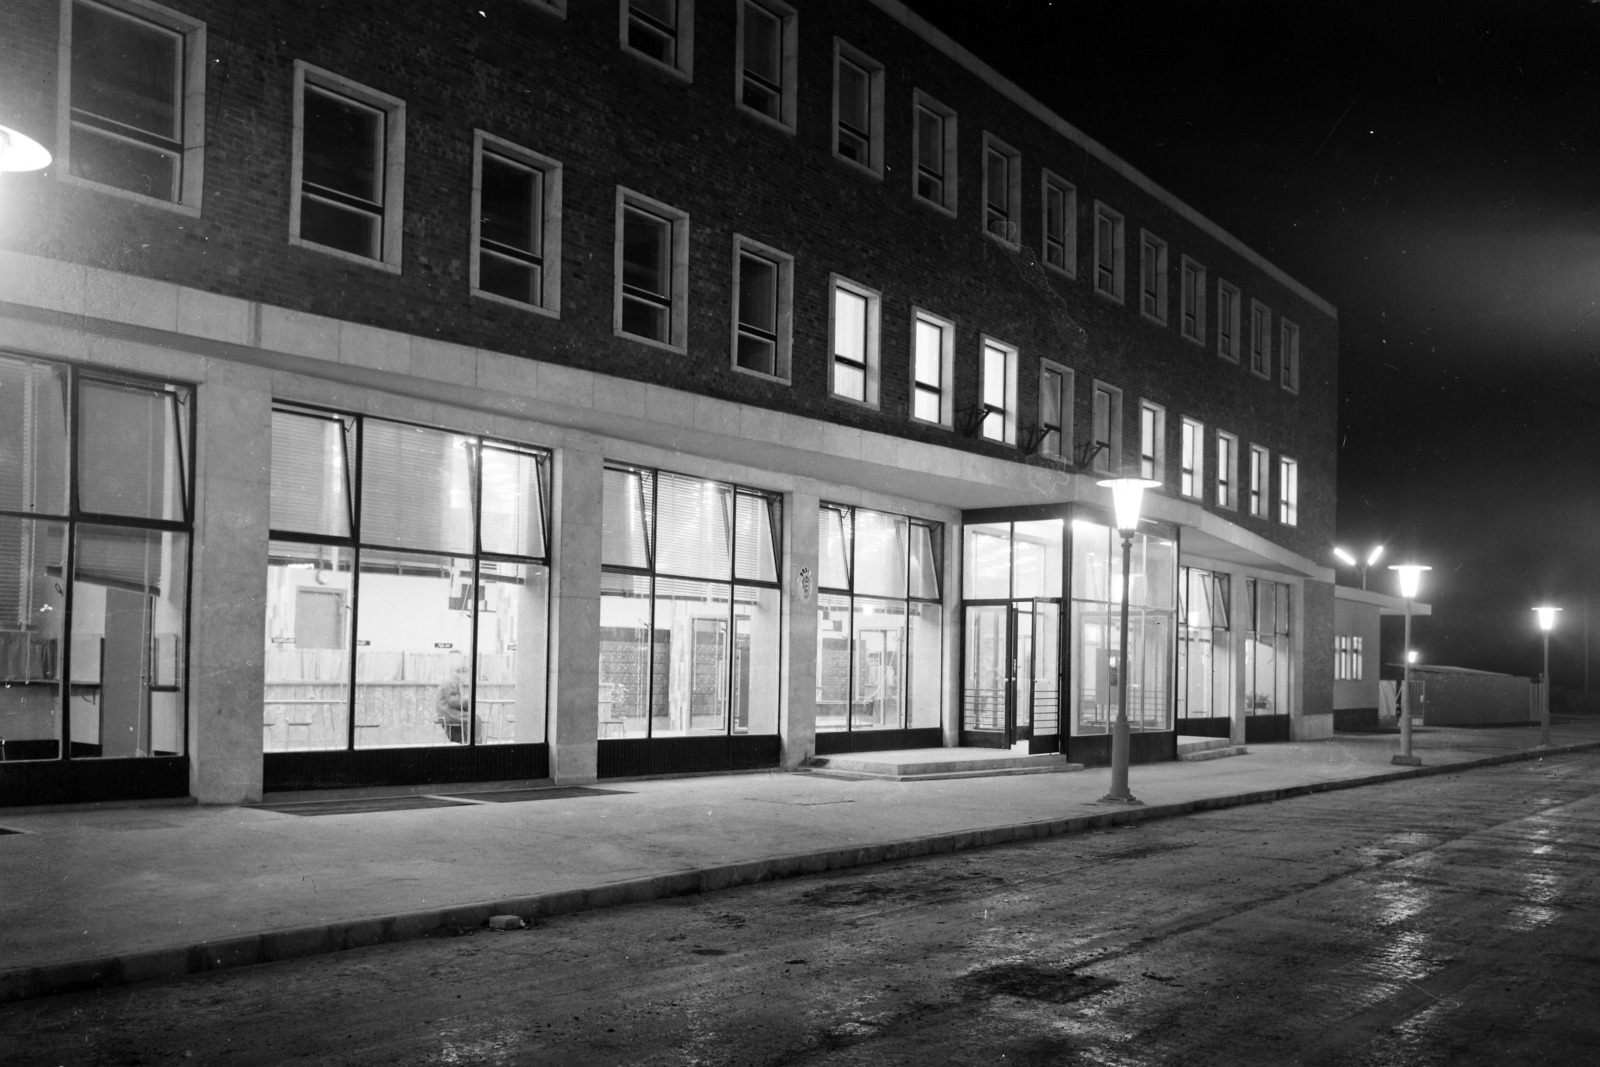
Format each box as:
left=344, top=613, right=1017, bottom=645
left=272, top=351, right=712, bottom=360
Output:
left=908, top=0, right=1600, bottom=684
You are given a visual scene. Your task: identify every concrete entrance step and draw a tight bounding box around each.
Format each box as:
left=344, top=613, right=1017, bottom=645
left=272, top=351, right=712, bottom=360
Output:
left=1177, top=735, right=1248, bottom=762
left=806, top=747, right=1081, bottom=781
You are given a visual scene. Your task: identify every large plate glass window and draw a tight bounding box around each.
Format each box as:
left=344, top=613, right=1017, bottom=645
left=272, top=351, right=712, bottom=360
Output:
left=1177, top=567, right=1231, bottom=727
left=0, top=354, right=192, bottom=763
left=1069, top=517, right=1176, bottom=736
left=1245, top=579, right=1292, bottom=717
left=599, top=467, right=781, bottom=740
left=816, top=505, right=942, bottom=734
left=265, top=408, right=551, bottom=751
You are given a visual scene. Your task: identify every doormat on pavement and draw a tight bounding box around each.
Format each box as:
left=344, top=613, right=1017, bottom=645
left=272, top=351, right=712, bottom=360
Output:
left=441, top=786, right=633, bottom=803
left=255, top=796, right=480, bottom=816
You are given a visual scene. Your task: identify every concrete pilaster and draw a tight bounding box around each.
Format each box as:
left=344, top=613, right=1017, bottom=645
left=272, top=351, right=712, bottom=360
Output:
left=1229, top=566, right=1249, bottom=747
left=547, top=441, right=602, bottom=783
left=187, top=367, right=273, bottom=803
left=780, top=486, right=819, bottom=768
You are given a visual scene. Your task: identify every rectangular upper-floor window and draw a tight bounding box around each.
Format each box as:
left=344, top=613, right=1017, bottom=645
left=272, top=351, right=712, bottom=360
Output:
left=1180, top=256, right=1206, bottom=343
left=830, top=275, right=881, bottom=407
left=59, top=0, right=207, bottom=213
left=1093, top=202, right=1125, bottom=302
left=911, top=309, right=954, bottom=427
left=1091, top=381, right=1122, bottom=474
left=1139, top=401, right=1166, bottom=482
left=1216, top=430, right=1238, bottom=509
left=290, top=63, right=406, bottom=272
left=1217, top=280, right=1241, bottom=362
left=1140, top=231, right=1168, bottom=324
left=833, top=40, right=884, bottom=177
left=912, top=91, right=957, bottom=214
left=1042, top=171, right=1076, bottom=278
left=736, top=0, right=796, bottom=130
left=979, top=337, right=1019, bottom=445
left=1278, top=457, right=1299, bottom=526
left=1351, top=636, right=1365, bottom=680
left=622, top=0, right=694, bottom=80
left=1249, top=299, right=1272, bottom=378
left=1280, top=318, right=1301, bottom=393
left=1249, top=444, right=1269, bottom=518
left=470, top=132, right=561, bottom=316
left=731, top=235, right=793, bottom=381
left=615, top=188, right=689, bottom=351
left=1180, top=417, right=1204, bottom=499
left=1038, top=359, right=1073, bottom=458
left=982, top=134, right=1021, bottom=246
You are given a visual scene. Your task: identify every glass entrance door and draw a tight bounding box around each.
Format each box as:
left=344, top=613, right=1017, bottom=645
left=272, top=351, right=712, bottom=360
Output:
left=961, top=600, right=1060, bottom=748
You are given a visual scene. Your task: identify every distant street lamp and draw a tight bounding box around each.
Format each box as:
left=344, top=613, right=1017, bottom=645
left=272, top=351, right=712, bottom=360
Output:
left=1333, top=544, right=1384, bottom=590
left=0, top=123, right=52, bottom=173
left=1097, top=475, right=1161, bottom=805
left=1533, top=606, right=1561, bottom=748
left=1389, top=563, right=1430, bottom=766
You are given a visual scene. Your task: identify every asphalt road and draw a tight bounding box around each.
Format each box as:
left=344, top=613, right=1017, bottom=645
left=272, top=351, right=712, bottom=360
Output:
left=4, top=753, right=1599, bottom=1066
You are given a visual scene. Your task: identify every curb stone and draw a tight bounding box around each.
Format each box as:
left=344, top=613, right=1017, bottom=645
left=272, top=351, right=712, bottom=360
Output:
left=4, top=738, right=1597, bottom=1003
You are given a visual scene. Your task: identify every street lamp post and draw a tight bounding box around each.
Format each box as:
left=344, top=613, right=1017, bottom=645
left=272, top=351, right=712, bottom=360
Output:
left=1096, top=476, right=1161, bottom=805
left=1389, top=563, right=1430, bottom=766
left=1333, top=544, right=1384, bottom=591
left=1533, top=606, right=1561, bottom=748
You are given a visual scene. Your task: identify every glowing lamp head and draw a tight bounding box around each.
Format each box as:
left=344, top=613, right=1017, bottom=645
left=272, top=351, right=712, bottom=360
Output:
left=1406, top=650, right=1418, bottom=664
left=1096, top=476, right=1161, bottom=534
left=1333, top=547, right=1356, bottom=566
left=1366, top=545, right=1385, bottom=567
left=0, top=125, right=52, bottom=173
left=1388, top=563, right=1430, bottom=600
left=1533, top=605, right=1562, bottom=632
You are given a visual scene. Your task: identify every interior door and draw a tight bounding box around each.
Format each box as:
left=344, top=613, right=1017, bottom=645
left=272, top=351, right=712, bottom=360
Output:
left=961, top=604, right=1009, bottom=745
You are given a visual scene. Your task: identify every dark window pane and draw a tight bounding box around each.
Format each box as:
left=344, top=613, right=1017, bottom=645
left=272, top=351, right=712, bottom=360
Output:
left=300, top=197, right=380, bottom=259
left=0, top=356, right=69, bottom=517
left=622, top=298, right=669, bottom=342
left=986, top=151, right=1008, bottom=212
left=71, top=3, right=180, bottom=141
left=744, top=5, right=781, bottom=84
left=68, top=125, right=179, bottom=201
left=738, top=254, right=777, bottom=333
left=479, top=252, right=540, bottom=305
left=302, top=87, right=381, bottom=204
left=736, top=336, right=775, bottom=375
left=632, top=0, right=676, bottom=28
left=622, top=208, right=670, bottom=298
left=838, top=61, right=869, bottom=131
left=480, top=155, right=538, bottom=254
left=917, top=108, right=942, bottom=174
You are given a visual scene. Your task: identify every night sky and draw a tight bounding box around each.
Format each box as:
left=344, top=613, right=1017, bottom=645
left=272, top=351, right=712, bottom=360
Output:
left=909, top=0, right=1600, bottom=686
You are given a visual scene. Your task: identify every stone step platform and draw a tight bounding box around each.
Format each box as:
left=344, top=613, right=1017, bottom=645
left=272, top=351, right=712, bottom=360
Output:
left=1177, top=734, right=1248, bottom=761
left=806, top=747, right=1080, bottom=782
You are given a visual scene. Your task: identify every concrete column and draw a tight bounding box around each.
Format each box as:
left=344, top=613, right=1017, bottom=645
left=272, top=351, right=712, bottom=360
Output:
left=780, top=486, right=819, bottom=768
left=943, top=519, right=963, bottom=749
left=546, top=440, right=602, bottom=783
left=1229, top=567, right=1249, bottom=747
left=187, top=365, right=273, bottom=804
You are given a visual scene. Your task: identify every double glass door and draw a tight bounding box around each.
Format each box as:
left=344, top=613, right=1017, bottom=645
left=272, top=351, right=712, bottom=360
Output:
left=961, top=600, right=1060, bottom=747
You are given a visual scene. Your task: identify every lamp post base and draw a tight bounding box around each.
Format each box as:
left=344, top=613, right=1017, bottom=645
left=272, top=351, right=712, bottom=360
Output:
left=1391, top=754, right=1422, bottom=767
left=1097, top=793, right=1145, bottom=805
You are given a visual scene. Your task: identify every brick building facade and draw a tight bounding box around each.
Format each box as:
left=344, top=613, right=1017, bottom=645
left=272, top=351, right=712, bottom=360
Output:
left=0, top=0, right=1337, bottom=805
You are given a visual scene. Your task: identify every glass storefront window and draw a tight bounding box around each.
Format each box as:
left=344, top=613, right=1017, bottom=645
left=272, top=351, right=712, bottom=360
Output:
left=599, top=466, right=782, bottom=742
left=0, top=355, right=192, bottom=764
left=1011, top=520, right=1063, bottom=598
left=817, top=504, right=943, bottom=733
left=1068, top=517, right=1176, bottom=735
left=1178, top=567, right=1232, bottom=721
left=962, top=521, right=1009, bottom=599
left=1245, top=579, right=1292, bottom=715
left=265, top=407, right=552, bottom=751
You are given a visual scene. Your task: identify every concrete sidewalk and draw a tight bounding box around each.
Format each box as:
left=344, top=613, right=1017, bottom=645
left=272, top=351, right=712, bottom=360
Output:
left=3, top=719, right=1599, bottom=1003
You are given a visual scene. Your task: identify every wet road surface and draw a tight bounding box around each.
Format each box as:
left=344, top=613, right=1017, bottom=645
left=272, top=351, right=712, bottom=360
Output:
left=4, top=752, right=1599, bottom=1066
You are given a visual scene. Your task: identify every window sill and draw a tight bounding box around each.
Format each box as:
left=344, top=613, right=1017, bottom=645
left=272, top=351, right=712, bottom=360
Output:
left=832, top=152, right=883, bottom=181
left=1140, top=310, right=1168, bottom=328
left=1093, top=287, right=1125, bottom=306
left=615, top=328, right=686, bottom=355
left=290, top=235, right=402, bottom=274
left=909, top=414, right=952, bottom=431
left=984, top=229, right=1021, bottom=251
left=1248, top=367, right=1272, bottom=381
left=622, top=47, right=693, bottom=83
left=736, top=103, right=796, bottom=136
left=1181, top=331, right=1205, bottom=347
left=1218, top=351, right=1241, bottom=365
left=731, top=363, right=791, bottom=385
left=519, top=0, right=567, bottom=17
left=1042, top=259, right=1076, bottom=282
left=59, top=172, right=201, bottom=217
left=1281, top=384, right=1299, bottom=396
left=472, top=287, right=560, bottom=319
left=830, top=391, right=880, bottom=412
left=913, top=194, right=957, bottom=220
